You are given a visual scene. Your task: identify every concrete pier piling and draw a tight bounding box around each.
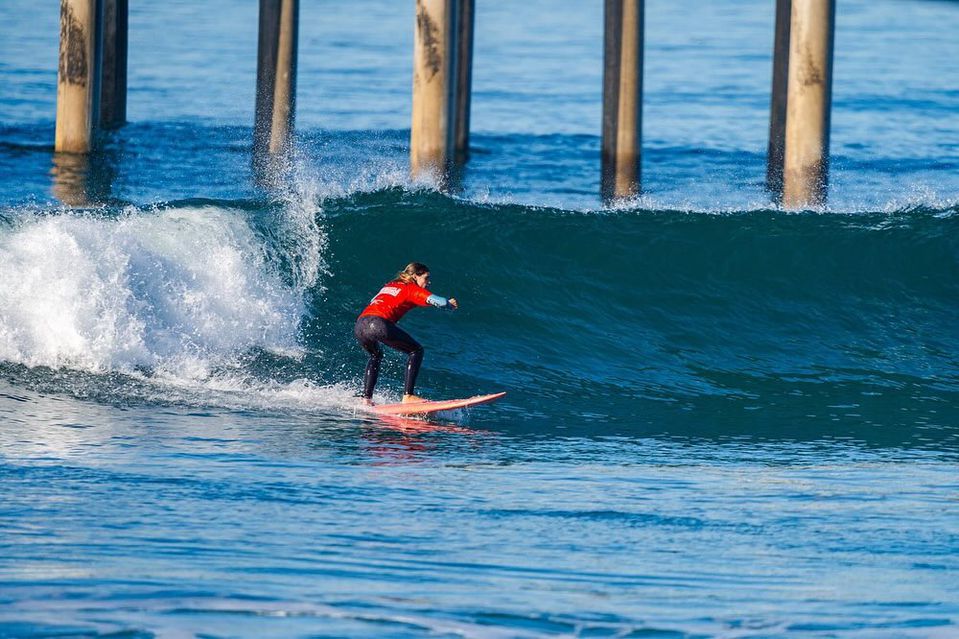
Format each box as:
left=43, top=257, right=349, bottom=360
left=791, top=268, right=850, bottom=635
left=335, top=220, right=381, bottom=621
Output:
left=601, top=0, right=644, bottom=202
left=99, top=0, right=128, bottom=129
left=411, top=0, right=452, bottom=181
left=55, top=0, right=101, bottom=153
left=766, top=0, right=791, bottom=196
left=99, top=0, right=130, bottom=129
left=782, top=0, right=835, bottom=207
left=452, top=0, right=475, bottom=164
left=254, top=0, right=299, bottom=166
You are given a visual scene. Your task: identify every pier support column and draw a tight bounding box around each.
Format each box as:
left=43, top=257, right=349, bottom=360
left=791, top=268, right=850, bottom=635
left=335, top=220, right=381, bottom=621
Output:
left=55, top=0, right=101, bottom=153
left=601, top=0, right=644, bottom=202
left=254, top=0, right=299, bottom=167
left=451, top=0, right=474, bottom=164
left=99, top=0, right=127, bottom=128
left=766, top=0, right=791, bottom=196
left=782, top=0, right=835, bottom=208
left=411, top=0, right=452, bottom=181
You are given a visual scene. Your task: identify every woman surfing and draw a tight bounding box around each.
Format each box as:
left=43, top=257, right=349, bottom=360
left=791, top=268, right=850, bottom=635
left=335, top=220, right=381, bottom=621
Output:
left=354, top=262, right=458, bottom=405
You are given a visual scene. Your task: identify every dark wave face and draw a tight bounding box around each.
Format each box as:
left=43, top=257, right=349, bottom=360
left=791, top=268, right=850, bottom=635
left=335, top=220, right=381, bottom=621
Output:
left=312, top=191, right=959, bottom=445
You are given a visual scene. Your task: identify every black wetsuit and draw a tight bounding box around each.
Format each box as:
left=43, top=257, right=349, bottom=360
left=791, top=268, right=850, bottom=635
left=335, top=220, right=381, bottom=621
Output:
left=354, top=315, right=424, bottom=400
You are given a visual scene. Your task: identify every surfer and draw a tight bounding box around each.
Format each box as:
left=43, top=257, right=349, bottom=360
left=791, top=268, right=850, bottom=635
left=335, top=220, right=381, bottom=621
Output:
left=355, top=262, right=458, bottom=405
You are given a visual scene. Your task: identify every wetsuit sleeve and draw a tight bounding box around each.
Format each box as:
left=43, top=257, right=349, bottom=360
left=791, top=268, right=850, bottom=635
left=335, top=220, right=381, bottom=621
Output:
left=426, top=294, right=450, bottom=309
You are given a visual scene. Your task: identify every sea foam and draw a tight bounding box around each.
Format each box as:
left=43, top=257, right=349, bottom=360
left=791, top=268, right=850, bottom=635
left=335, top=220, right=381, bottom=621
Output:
left=0, top=206, right=306, bottom=378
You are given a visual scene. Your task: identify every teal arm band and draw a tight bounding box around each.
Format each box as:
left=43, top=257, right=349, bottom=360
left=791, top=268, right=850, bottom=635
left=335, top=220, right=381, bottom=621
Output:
left=426, top=294, right=449, bottom=309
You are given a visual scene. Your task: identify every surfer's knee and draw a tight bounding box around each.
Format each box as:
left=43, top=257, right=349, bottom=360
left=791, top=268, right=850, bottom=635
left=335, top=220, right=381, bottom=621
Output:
left=393, top=340, right=422, bottom=357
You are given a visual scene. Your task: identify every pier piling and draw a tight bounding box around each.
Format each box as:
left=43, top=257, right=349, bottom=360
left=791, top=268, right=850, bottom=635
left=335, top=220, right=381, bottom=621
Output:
left=411, top=0, right=452, bottom=181
left=766, top=0, right=791, bottom=196
left=601, top=0, right=644, bottom=202
left=254, top=0, right=299, bottom=167
left=782, top=0, right=835, bottom=207
left=452, top=0, right=474, bottom=163
left=55, top=0, right=101, bottom=153
left=99, top=0, right=128, bottom=129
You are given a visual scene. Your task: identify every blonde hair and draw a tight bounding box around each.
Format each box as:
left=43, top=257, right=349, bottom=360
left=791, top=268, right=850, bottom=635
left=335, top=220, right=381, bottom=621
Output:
left=394, top=262, right=430, bottom=284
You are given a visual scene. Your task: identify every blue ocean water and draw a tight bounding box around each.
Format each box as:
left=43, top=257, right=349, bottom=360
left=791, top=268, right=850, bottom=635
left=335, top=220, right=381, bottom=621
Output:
left=1, top=0, right=959, bottom=637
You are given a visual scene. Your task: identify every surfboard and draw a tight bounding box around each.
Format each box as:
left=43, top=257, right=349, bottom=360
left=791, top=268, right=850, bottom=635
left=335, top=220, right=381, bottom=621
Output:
left=371, top=392, right=506, bottom=416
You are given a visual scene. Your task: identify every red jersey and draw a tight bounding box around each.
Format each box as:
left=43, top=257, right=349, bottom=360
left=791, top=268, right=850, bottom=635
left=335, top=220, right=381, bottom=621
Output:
left=359, top=280, right=433, bottom=323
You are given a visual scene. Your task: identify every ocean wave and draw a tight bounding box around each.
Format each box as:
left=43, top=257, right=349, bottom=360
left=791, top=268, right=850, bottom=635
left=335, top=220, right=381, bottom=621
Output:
left=1, top=190, right=957, bottom=438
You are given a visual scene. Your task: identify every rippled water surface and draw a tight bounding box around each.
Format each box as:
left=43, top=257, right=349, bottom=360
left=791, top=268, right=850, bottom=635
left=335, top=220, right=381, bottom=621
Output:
left=1, top=0, right=958, bottom=636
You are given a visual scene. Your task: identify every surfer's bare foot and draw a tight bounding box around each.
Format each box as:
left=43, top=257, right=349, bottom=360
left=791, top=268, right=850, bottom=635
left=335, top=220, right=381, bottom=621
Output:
left=361, top=397, right=374, bottom=406
left=402, top=394, right=426, bottom=403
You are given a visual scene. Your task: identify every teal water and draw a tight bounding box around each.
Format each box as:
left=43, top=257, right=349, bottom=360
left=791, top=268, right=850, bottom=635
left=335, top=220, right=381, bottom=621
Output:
left=2, top=0, right=959, bottom=637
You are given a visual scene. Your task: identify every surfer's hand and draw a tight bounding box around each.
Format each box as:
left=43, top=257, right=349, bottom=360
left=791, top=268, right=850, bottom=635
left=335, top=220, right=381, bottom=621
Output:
left=448, top=298, right=459, bottom=310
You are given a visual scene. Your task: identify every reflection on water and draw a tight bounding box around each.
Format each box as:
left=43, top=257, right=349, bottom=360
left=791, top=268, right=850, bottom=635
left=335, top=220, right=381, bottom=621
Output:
left=371, top=413, right=478, bottom=435
left=50, top=152, right=92, bottom=206
left=360, top=413, right=489, bottom=464
left=50, top=146, right=118, bottom=206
